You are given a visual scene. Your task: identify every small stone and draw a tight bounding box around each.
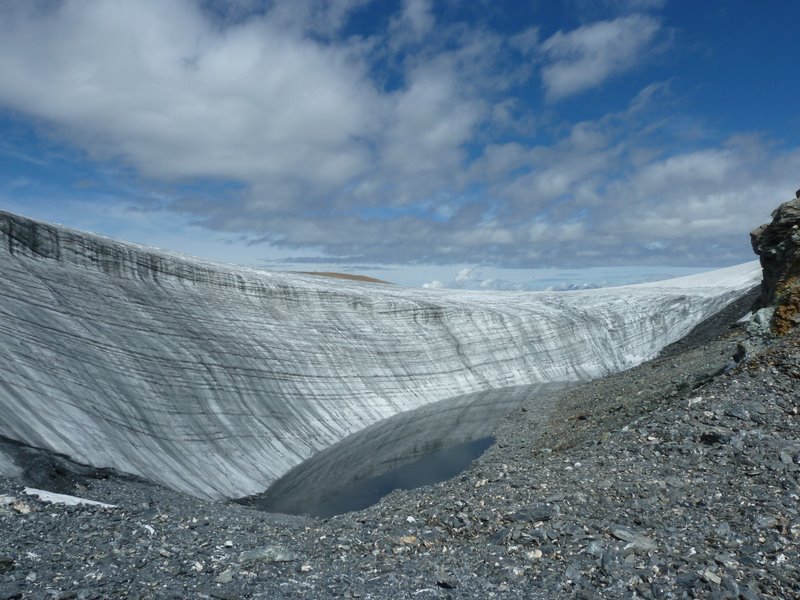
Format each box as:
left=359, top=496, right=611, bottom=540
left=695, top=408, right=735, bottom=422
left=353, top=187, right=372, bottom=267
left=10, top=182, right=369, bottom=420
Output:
left=0, top=555, right=14, bottom=574
left=610, top=526, right=657, bottom=552
left=11, top=502, right=31, bottom=515
left=585, top=541, right=604, bottom=557
left=215, top=569, right=234, bottom=584
left=436, top=580, right=456, bottom=590
left=722, top=574, right=740, bottom=596
left=724, top=406, right=750, bottom=421
left=755, top=515, right=777, bottom=529
left=239, top=546, right=298, bottom=564
left=699, top=429, right=729, bottom=445
left=715, top=522, right=732, bottom=538
left=601, top=549, right=622, bottom=573
left=676, top=572, right=699, bottom=588
left=224, top=540, right=234, bottom=547
left=399, top=535, right=417, bottom=545
left=702, top=569, right=721, bottom=585
left=512, top=503, right=554, bottom=523
left=564, top=563, right=582, bottom=582
left=491, top=527, right=510, bottom=544
left=714, top=553, right=737, bottom=568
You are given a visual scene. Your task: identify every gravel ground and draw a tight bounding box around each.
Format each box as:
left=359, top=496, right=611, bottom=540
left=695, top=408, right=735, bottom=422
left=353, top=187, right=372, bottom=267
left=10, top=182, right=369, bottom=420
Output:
left=1, top=290, right=799, bottom=599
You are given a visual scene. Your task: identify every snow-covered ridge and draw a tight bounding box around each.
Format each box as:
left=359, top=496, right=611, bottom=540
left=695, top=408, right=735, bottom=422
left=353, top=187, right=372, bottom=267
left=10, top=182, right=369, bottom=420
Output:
left=0, top=210, right=760, bottom=499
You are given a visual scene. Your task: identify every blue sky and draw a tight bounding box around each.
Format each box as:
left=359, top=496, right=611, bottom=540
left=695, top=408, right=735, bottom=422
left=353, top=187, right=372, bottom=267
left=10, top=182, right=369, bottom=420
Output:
left=0, top=0, right=798, bottom=289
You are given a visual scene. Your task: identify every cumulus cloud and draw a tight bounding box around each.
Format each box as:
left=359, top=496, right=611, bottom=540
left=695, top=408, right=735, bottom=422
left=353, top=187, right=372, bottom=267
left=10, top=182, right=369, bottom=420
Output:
left=382, top=65, right=483, bottom=178
left=0, top=0, right=379, bottom=193
left=595, top=148, right=799, bottom=260
left=422, top=280, right=445, bottom=289
left=0, top=1, right=793, bottom=272
left=454, top=267, right=480, bottom=283
left=478, top=278, right=528, bottom=291
left=632, top=150, right=734, bottom=193
left=390, top=0, right=435, bottom=45
left=540, top=15, right=660, bottom=100
left=0, top=0, right=504, bottom=221
left=264, top=0, right=373, bottom=36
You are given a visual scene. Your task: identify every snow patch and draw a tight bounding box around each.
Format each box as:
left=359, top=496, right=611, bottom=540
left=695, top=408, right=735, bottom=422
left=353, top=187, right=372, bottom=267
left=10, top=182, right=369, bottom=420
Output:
left=23, top=488, right=116, bottom=508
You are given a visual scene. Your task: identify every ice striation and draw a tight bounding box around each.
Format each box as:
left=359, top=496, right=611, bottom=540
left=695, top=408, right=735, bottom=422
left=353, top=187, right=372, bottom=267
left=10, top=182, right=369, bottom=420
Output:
left=0, top=211, right=760, bottom=500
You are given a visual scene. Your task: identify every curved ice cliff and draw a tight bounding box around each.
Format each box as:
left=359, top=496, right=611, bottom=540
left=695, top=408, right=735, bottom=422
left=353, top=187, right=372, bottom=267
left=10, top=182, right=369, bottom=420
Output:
left=0, top=210, right=760, bottom=500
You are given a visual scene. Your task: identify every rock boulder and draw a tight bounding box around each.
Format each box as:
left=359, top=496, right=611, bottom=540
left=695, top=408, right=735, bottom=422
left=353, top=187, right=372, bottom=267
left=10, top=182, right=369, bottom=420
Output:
left=751, top=195, right=800, bottom=334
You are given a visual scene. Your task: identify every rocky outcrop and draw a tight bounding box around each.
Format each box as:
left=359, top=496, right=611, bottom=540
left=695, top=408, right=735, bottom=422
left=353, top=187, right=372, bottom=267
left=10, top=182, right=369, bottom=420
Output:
left=751, top=194, right=800, bottom=335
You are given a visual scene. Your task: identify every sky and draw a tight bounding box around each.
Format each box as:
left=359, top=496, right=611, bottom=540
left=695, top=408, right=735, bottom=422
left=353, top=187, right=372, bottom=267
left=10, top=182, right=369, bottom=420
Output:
left=0, top=0, right=798, bottom=290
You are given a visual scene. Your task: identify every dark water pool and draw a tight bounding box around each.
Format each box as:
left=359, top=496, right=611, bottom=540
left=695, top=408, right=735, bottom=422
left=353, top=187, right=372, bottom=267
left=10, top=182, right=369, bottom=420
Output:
left=294, top=436, right=494, bottom=518
left=241, top=382, right=571, bottom=517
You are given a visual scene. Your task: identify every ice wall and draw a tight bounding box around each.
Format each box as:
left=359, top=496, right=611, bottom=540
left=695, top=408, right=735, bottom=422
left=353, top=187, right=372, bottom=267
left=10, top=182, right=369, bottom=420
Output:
left=0, top=211, right=760, bottom=499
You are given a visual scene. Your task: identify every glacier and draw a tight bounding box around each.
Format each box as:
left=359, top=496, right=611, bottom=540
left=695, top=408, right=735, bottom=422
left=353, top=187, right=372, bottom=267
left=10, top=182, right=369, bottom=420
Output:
left=0, top=210, right=760, bottom=500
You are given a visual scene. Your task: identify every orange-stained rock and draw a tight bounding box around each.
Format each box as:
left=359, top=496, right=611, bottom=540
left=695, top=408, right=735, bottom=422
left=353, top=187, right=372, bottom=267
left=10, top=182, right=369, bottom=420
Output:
left=751, top=196, right=800, bottom=335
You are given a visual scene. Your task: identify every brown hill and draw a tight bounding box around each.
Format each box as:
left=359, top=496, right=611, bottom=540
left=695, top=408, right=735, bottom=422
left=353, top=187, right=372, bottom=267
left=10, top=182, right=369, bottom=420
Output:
left=298, top=271, right=392, bottom=285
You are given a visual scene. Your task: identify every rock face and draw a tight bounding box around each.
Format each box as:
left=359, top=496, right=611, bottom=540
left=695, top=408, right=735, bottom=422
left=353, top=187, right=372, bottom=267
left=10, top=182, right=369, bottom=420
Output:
left=750, top=195, right=800, bottom=334
left=0, top=211, right=760, bottom=500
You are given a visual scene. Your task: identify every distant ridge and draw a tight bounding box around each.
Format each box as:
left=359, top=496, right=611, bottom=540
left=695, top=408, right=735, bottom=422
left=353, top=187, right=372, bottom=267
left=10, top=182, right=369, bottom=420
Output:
left=298, top=271, right=392, bottom=285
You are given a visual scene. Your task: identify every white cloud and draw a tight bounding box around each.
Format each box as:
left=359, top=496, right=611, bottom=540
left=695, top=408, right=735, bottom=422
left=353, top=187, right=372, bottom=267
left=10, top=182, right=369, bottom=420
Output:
left=382, top=65, right=483, bottom=178
left=633, top=150, right=734, bottom=194
left=422, top=280, right=446, bottom=289
left=469, top=142, right=533, bottom=180
left=390, top=0, right=434, bottom=45
left=0, top=0, right=502, bottom=219
left=600, top=139, right=800, bottom=243
left=0, top=0, right=380, bottom=194
left=529, top=221, right=586, bottom=243
left=509, top=26, right=539, bottom=55
left=454, top=267, right=479, bottom=283
left=0, top=2, right=795, bottom=273
left=540, top=15, right=660, bottom=100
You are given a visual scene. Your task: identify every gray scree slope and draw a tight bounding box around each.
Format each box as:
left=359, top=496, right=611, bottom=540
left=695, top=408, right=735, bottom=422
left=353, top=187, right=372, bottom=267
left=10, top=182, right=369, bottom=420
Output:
left=0, top=211, right=759, bottom=500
